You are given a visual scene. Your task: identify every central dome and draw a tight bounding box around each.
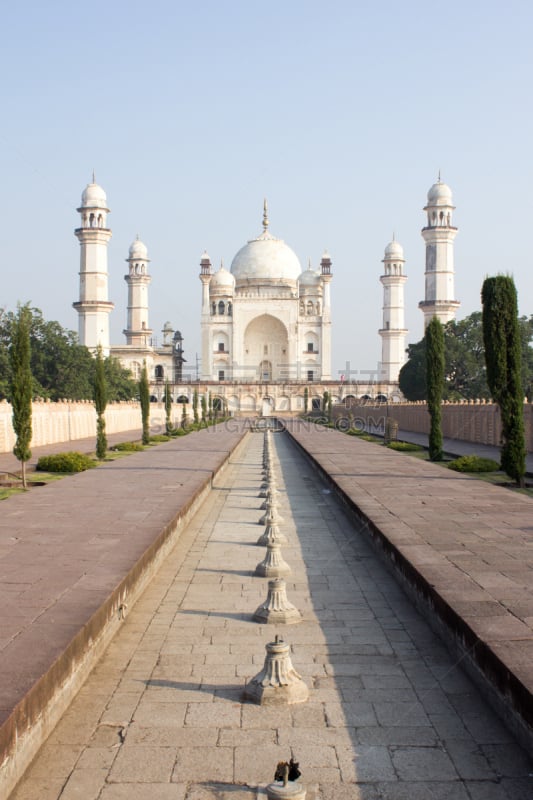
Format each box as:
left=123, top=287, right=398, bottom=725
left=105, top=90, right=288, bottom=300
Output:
left=230, top=208, right=302, bottom=282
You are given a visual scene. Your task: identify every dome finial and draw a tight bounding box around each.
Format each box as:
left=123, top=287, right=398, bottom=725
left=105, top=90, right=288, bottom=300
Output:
left=92, top=169, right=96, bottom=184
left=438, top=169, right=441, bottom=183
left=263, top=198, right=269, bottom=232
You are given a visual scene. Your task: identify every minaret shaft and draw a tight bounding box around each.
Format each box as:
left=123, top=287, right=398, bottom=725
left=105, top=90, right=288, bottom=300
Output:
left=419, top=179, right=460, bottom=328
left=379, top=240, right=407, bottom=383
left=73, top=180, right=113, bottom=355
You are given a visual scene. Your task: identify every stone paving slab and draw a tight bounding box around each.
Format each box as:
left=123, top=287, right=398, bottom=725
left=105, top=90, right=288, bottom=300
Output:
left=285, top=420, right=533, bottom=751
left=0, top=423, right=247, bottom=797
left=8, top=428, right=533, bottom=799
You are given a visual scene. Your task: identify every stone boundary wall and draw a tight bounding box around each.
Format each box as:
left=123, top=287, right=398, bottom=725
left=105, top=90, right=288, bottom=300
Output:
left=0, top=400, right=146, bottom=454
left=333, top=401, right=533, bottom=453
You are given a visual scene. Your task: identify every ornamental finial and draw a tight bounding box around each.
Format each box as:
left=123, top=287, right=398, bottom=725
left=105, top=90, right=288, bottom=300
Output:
left=92, top=169, right=96, bottom=184
left=263, top=198, right=269, bottom=232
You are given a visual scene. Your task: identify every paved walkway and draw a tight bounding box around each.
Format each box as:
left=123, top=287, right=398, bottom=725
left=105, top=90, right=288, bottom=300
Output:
left=286, top=422, right=533, bottom=745
left=0, top=424, right=247, bottom=797
left=10, top=430, right=533, bottom=799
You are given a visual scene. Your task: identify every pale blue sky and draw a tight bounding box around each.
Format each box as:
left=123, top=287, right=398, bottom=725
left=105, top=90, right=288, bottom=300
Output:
left=1, top=0, right=532, bottom=379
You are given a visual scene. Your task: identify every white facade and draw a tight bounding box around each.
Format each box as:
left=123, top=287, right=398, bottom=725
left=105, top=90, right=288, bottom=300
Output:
left=73, top=179, right=114, bottom=355
left=419, top=178, right=460, bottom=328
left=200, top=205, right=333, bottom=382
left=379, top=238, right=407, bottom=382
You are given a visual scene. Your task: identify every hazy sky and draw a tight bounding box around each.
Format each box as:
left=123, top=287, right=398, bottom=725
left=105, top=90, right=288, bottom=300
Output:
left=1, top=0, right=532, bottom=380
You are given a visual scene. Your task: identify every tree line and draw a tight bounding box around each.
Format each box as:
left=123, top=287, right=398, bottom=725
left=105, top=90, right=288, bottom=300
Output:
left=399, top=310, right=533, bottom=402
left=0, top=306, right=137, bottom=402
left=417, top=276, right=527, bottom=486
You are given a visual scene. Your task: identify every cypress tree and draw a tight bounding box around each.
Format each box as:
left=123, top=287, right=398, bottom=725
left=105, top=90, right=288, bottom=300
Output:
left=193, top=389, right=199, bottom=425
left=425, top=317, right=445, bottom=461
left=481, top=276, right=526, bottom=485
left=303, top=386, right=309, bottom=414
left=10, top=304, right=33, bottom=488
left=139, top=362, right=150, bottom=445
left=94, top=346, right=108, bottom=460
left=164, top=380, right=172, bottom=433
left=201, top=393, right=207, bottom=425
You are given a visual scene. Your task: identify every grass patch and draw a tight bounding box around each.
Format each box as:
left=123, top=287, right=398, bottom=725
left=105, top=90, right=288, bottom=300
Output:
left=149, top=434, right=171, bottom=443
left=112, top=441, right=144, bottom=452
left=448, top=455, right=500, bottom=473
left=387, top=441, right=424, bottom=452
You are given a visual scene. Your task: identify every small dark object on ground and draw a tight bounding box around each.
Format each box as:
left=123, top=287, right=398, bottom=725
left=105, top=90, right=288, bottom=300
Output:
left=274, top=758, right=301, bottom=782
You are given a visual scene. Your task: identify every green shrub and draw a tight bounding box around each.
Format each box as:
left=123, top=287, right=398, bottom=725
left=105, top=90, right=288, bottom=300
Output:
left=346, top=428, right=364, bottom=436
left=36, top=452, right=96, bottom=473
left=112, top=441, right=144, bottom=452
left=149, top=434, right=171, bottom=443
left=171, top=428, right=189, bottom=436
left=448, top=455, right=500, bottom=473
left=387, top=441, right=424, bottom=452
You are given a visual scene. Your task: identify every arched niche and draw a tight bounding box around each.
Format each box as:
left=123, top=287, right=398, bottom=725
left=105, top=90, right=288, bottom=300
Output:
left=243, top=314, right=289, bottom=381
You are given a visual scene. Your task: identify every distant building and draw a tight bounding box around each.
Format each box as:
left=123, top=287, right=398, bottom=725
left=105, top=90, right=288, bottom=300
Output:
left=199, top=202, right=332, bottom=383
left=72, top=175, right=459, bottom=409
left=73, top=179, right=183, bottom=386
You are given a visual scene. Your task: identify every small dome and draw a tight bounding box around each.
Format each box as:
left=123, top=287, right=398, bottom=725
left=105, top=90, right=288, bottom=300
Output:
left=128, top=236, right=148, bottom=261
left=299, top=266, right=321, bottom=286
left=427, top=180, right=453, bottom=206
left=210, top=264, right=235, bottom=292
left=81, top=181, right=107, bottom=208
left=384, top=239, right=404, bottom=259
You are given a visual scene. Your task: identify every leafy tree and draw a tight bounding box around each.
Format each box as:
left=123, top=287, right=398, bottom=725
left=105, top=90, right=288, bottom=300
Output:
left=164, top=380, right=172, bottom=433
left=399, top=340, right=427, bottom=400
left=103, top=356, right=137, bottom=402
left=425, top=317, right=445, bottom=461
left=442, top=313, right=489, bottom=400
left=10, top=305, right=33, bottom=487
left=93, top=346, right=108, bottom=459
left=139, top=362, right=150, bottom=445
left=481, top=276, right=526, bottom=485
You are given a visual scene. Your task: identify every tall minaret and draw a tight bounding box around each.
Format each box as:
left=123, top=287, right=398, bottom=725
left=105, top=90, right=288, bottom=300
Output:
left=379, top=238, right=408, bottom=382
left=199, top=250, right=213, bottom=380
left=123, top=236, right=152, bottom=347
left=320, top=250, right=333, bottom=380
left=73, top=177, right=114, bottom=354
left=419, top=176, right=460, bottom=328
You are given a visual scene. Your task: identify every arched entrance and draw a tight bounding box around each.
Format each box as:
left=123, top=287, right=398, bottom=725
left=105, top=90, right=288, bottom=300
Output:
left=243, top=315, right=289, bottom=381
